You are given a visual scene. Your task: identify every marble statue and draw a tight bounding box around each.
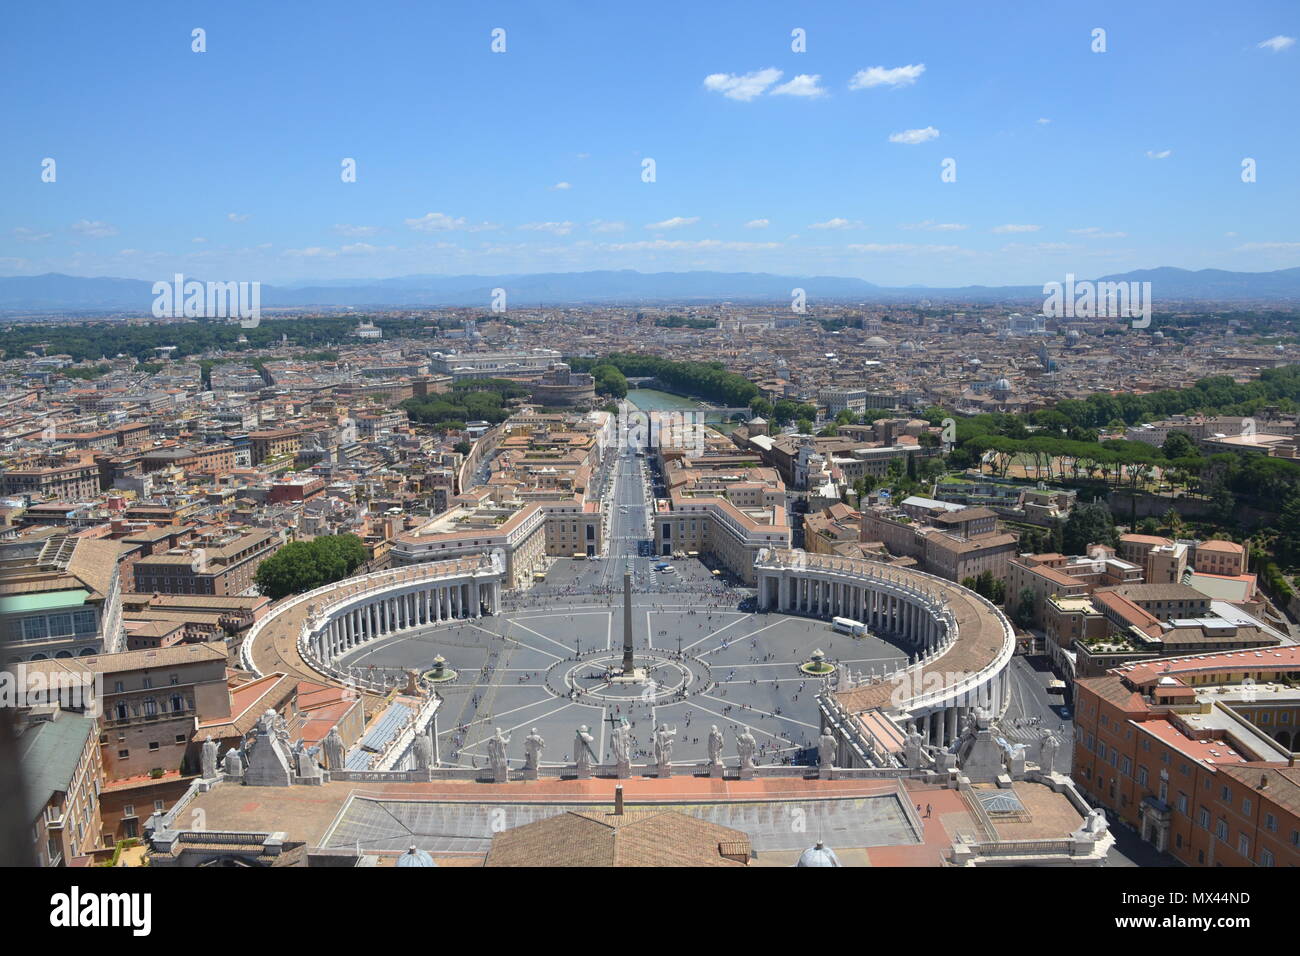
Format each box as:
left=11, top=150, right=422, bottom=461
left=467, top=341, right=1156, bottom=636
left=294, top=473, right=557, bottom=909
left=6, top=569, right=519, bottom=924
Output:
left=296, top=742, right=319, bottom=778
left=1038, top=730, right=1059, bottom=774
left=574, top=725, right=596, bottom=770
left=223, top=747, right=244, bottom=777
left=610, top=719, right=631, bottom=767
left=653, top=724, right=676, bottom=767
left=412, top=729, right=433, bottom=771
left=903, top=729, right=924, bottom=769
left=523, top=728, right=545, bottom=770
left=707, top=725, right=724, bottom=766
left=323, top=725, right=346, bottom=771
left=818, top=730, right=837, bottom=769
left=736, top=729, right=757, bottom=770
left=200, top=735, right=219, bottom=779
left=1072, top=807, right=1110, bottom=843
left=487, top=727, right=511, bottom=772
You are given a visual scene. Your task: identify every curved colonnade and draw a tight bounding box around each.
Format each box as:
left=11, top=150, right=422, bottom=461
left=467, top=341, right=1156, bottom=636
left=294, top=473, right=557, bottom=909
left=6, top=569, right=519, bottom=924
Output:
left=754, top=548, right=1016, bottom=759
left=240, top=553, right=507, bottom=695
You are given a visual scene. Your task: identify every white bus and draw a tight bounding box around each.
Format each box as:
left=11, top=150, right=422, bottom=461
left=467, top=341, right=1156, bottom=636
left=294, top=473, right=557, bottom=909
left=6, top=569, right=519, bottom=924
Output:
left=832, top=617, right=868, bottom=638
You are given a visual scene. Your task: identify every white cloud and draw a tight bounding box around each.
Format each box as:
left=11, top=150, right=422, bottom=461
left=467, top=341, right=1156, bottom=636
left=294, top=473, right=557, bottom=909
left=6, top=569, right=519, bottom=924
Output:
left=551, top=181, right=572, bottom=190
left=849, top=64, right=926, bottom=90
left=1036, top=118, right=1051, bottom=125
left=888, top=126, right=939, bottom=145
left=519, top=221, right=577, bottom=236
left=587, top=220, right=626, bottom=233
left=808, top=218, right=863, bottom=230
left=227, top=212, right=251, bottom=223
left=1069, top=227, right=1128, bottom=239
left=771, top=74, right=827, bottom=98
left=70, top=219, right=119, bottom=238
left=902, top=220, right=968, bottom=232
left=992, top=224, right=1042, bottom=234
left=604, top=239, right=782, bottom=252
left=1235, top=241, right=1300, bottom=252
left=405, top=212, right=467, bottom=232
left=12, top=227, right=52, bottom=241
left=1258, top=35, right=1295, bottom=52
left=847, top=243, right=966, bottom=255
left=703, top=68, right=783, bottom=101
left=744, top=219, right=770, bottom=229
left=1146, top=149, right=1172, bottom=159
left=192, top=237, right=207, bottom=244
left=645, top=216, right=700, bottom=230
left=333, top=224, right=379, bottom=237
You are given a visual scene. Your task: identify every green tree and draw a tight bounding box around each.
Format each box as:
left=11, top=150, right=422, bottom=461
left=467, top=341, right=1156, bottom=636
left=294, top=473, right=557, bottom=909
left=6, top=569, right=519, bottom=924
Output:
left=254, top=534, right=368, bottom=600
left=1062, top=500, right=1117, bottom=555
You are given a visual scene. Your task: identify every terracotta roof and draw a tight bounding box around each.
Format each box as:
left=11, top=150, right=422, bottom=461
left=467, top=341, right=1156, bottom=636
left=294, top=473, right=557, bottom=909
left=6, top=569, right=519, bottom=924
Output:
left=484, top=809, right=750, bottom=867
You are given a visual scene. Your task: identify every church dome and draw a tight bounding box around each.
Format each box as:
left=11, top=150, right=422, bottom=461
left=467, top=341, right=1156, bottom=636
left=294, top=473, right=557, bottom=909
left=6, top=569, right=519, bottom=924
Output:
left=863, top=336, right=889, bottom=348
left=797, top=841, right=841, bottom=867
left=396, top=844, right=436, bottom=867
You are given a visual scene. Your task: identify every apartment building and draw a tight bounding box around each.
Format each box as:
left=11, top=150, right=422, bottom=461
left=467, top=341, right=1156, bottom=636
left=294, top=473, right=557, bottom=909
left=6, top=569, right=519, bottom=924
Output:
left=1073, top=648, right=1300, bottom=865
left=19, top=707, right=104, bottom=866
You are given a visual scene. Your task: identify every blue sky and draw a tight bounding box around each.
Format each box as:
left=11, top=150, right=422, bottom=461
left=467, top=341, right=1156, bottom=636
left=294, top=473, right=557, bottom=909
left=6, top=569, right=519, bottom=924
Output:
left=2, top=0, right=1297, bottom=287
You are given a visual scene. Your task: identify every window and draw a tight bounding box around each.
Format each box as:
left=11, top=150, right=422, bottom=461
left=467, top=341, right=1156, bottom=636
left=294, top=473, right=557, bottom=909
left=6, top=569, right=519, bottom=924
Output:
left=1216, top=819, right=1228, bottom=842
left=1177, top=793, right=1188, bottom=814
left=122, top=804, right=135, bottom=818
left=1237, top=834, right=1249, bottom=856
left=117, top=749, right=129, bottom=759
left=1242, top=797, right=1252, bottom=816
left=1221, top=786, right=1231, bottom=803
left=1265, top=813, right=1277, bottom=833
left=1198, top=808, right=1210, bottom=830
left=175, top=734, right=186, bottom=744
left=148, top=741, right=159, bottom=752
left=1138, top=767, right=1149, bottom=787
left=142, top=677, right=152, bottom=689
left=1260, top=848, right=1274, bottom=867
left=143, top=698, right=157, bottom=717
left=153, top=799, right=165, bottom=812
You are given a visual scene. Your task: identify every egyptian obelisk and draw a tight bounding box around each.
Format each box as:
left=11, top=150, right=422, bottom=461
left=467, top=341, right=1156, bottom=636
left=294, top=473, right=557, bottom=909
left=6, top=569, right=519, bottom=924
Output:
left=621, top=566, right=635, bottom=674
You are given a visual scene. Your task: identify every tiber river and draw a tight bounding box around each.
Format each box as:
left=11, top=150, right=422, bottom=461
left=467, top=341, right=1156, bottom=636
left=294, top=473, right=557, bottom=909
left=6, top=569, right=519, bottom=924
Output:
left=625, top=389, right=740, bottom=434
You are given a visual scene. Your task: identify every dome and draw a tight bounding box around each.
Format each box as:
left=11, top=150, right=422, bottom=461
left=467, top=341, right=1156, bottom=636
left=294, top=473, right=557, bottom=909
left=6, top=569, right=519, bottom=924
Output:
left=994, top=377, right=1011, bottom=391
left=864, top=336, right=889, bottom=348
left=797, top=841, right=841, bottom=867
left=396, top=844, right=436, bottom=867
left=900, top=341, right=915, bottom=352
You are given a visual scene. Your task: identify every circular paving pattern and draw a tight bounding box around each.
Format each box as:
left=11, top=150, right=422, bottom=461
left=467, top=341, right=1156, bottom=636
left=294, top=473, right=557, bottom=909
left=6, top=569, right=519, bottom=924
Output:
left=334, top=556, right=913, bottom=770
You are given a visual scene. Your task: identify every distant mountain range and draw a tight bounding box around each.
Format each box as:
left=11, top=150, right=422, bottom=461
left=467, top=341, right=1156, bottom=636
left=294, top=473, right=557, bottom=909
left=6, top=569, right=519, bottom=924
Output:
left=2, top=266, right=1299, bottom=312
